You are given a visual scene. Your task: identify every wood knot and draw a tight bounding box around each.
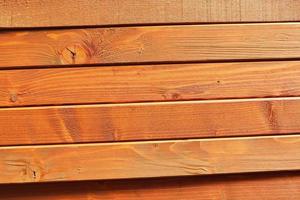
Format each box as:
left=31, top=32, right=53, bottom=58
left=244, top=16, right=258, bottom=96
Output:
left=172, top=93, right=181, bottom=100
left=4, top=160, right=42, bottom=182
left=60, top=44, right=88, bottom=64
left=10, top=93, right=18, bottom=103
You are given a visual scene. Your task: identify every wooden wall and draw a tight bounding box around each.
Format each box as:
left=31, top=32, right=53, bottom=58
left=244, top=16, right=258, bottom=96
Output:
left=1, top=172, right=300, bottom=200
left=0, top=0, right=300, bottom=199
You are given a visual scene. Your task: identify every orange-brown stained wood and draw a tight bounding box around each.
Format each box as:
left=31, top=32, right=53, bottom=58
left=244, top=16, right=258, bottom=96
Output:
left=1, top=0, right=300, bottom=28
left=0, top=135, right=299, bottom=184
left=2, top=61, right=300, bottom=107
left=0, top=172, right=300, bottom=200
left=1, top=98, right=300, bottom=145
left=1, top=172, right=300, bottom=200
left=2, top=23, right=300, bottom=68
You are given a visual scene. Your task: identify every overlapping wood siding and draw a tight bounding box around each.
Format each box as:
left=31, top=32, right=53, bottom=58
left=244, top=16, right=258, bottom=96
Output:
left=0, top=1, right=299, bottom=199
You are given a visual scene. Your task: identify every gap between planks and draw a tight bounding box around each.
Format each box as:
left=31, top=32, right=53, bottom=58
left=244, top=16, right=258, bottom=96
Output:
left=1, top=96, right=300, bottom=111
left=0, top=171, right=299, bottom=200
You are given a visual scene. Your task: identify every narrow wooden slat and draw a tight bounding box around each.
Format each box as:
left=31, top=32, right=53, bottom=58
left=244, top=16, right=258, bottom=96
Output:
left=1, top=0, right=300, bottom=28
left=2, top=61, right=300, bottom=107
left=2, top=23, right=300, bottom=68
left=1, top=172, right=300, bottom=200
left=1, top=135, right=299, bottom=184
left=1, top=98, right=300, bottom=146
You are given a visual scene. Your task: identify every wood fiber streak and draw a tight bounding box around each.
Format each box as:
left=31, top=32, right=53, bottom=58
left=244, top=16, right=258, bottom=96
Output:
left=0, top=135, right=299, bottom=184
left=0, top=172, right=300, bottom=200
left=1, top=98, right=300, bottom=145
left=2, top=61, right=300, bottom=107
left=2, top=23, right=300, bottom=68
left=1, top=0, right=300, bottom=28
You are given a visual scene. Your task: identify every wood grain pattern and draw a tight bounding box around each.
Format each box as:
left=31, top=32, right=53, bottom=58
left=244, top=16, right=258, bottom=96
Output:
left=1, top=172, right=300, bottom=199
left=2, top=23, right=300, bottom=68
left=1, top=98, right=300, bottom=145
left=1, top=0, right=300, bottom=28
left=2, top=61, right=300, bottom=107
left=0, top=135, right=299, bottom=184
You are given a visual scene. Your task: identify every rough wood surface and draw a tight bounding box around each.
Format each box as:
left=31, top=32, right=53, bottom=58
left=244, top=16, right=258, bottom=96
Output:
left=1, top=172, right=300, bottom=199
left=2, top=23, right=300, bottom=68
left=1, top=98, right=300, bottom=145
left=2, top=61, right=300, bottom=107
left=0, top=135, right=299, bottom=184
left=1, top=0, right=300, bottom=28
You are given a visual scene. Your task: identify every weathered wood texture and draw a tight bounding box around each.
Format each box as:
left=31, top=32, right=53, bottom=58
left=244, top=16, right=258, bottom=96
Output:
left=2, top=61, right=300, bottom=107
left=2, top=23, right=300, bottom=68
left=1, top=172, right=300, bottom=200
left=0, top=135, right=299, bottom=184
left=1, top=98, right=300, bottom=146
left=1, top=0, right=300, bottom=28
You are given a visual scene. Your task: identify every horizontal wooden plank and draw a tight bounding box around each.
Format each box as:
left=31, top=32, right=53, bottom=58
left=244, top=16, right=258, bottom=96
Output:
left=1, top=172, right=300, bottom=200
left=2, top=23, right=300, bottom=68
left=1, top=98, right=300, bottom=146
left=1, top=0, right=300, bottom=28
left=2, top=61, right=300, bottom=107
left=1, top=135, right=299, bottom=184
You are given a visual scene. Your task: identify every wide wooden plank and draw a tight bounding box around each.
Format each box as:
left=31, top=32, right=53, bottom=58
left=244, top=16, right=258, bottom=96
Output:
left=1, top=98, right=300, bottom=146
left=1, top=0, right=300, bottom=28
left=2, top=23, right=300, bottom=68
left=1, top=172, right=300, bottom=200
left=0, top=135, right=299, bottom=184
left=2, top=61, right=300, bottom=107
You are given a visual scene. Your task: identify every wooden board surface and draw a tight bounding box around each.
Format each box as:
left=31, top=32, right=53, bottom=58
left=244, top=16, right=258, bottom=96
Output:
left=1, top=0, right=300, bottom=28
left=2, top=98, right=300, bottom=146
left=2, top=0, right=300, bottom=195
left=2, top=61, right=300, bottom=107
left=0, top=135, right=299, bottom=184
left=2, top=23, right=300, bottom=68
left=1, top=172, right=300, bottom=200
